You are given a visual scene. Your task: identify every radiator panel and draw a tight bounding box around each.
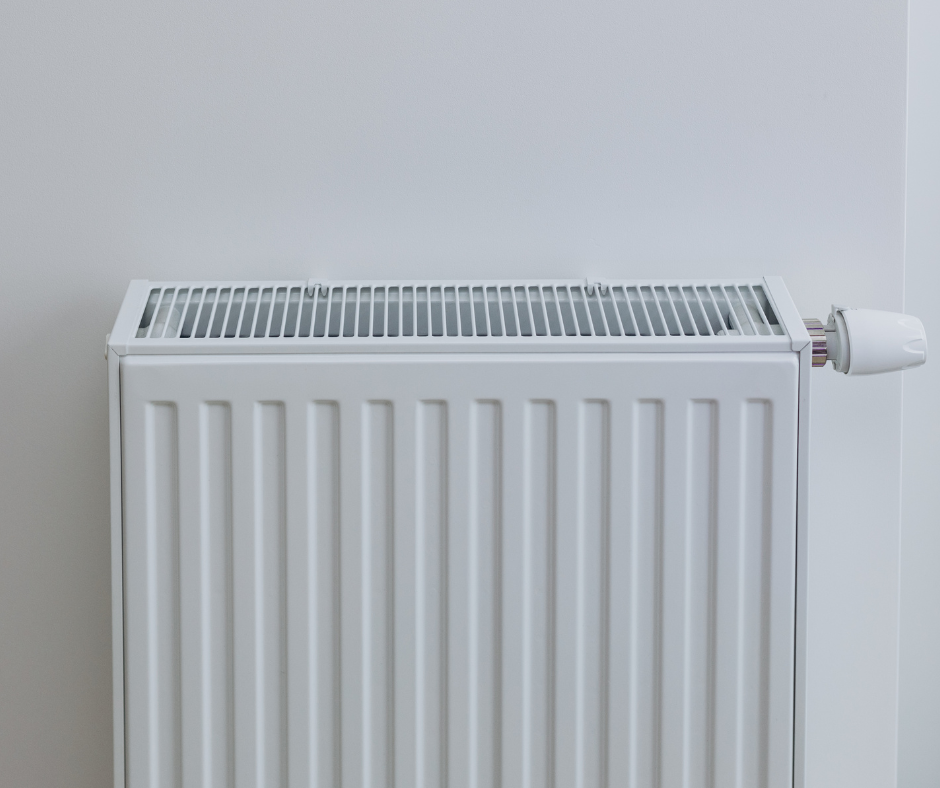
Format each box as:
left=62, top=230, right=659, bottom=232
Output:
left=121, top=353, right=798, bottom=788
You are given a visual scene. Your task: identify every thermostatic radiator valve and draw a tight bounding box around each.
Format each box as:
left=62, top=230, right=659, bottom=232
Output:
left=803, top=308, right=927, bottom=375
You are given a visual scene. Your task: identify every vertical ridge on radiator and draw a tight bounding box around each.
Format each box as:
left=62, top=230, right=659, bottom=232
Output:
left=179, top=403, right=233, bottom=788
left=684, top=401, right=719, bottom=787
left=444, top=402, right=467, bottom=788
left=254, top=404, right=288, bottom=786
left=339, top=403, right=361, bottom=787
left=231, top=402, right=288, bottom=788
left=575, top=401, right=610, bottom=788
left=358, top=402, right=394, bottom=788
left=741, top=401, right=773, bottom=788
left=659, top=397, right=689, bottom=787
left=552, top=398, right=578, bottom=786
left=288, top=400, right=338, bottom=787
left=231, top=401, right=253, bottom=787
left=714, top=399, right=776, bottom=788
left=292, top=402, right=341, bottom=788
left=392, top=402, right=417, bottom=787
left=607, top=400, right=666, bottom=788
left=640, top=400, right=666, bottom=788
left=468, top=401, right=501, bottom=788
left=503, top=399, right=525, bottom=788
left=415, top=402, right=448, bottom=788
left=142, top=403, right=182, bottom=788
left=521, top=401, right=554, bottom=788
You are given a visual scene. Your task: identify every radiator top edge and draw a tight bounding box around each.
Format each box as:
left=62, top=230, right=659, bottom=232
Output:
left=109, top=278, right=800, bottom=355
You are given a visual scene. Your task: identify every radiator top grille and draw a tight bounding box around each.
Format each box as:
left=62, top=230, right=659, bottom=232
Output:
left=134, top=281, right=784, bottom=343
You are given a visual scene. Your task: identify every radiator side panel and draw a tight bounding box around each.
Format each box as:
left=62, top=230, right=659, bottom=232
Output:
left=110, top=349, right=126, bottom=788
left=121, top=353, right=799, bottom=788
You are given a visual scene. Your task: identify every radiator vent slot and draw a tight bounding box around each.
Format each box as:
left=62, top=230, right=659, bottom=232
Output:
left=135, top=282, right=783, bottom=340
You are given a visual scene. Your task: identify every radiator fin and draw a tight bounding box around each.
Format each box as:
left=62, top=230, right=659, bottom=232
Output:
left=286, top=402, right=342, bottom=787
left=467, top=401, right=502, bottom=788
left=352, top=402, right=395, bottom=788
left=134, top=281, right=784, bottom=343
left=522, top=401, right=554, bottom=788
left=233, top=403, right=289, bottom=786
left=178, top=403, right=234, bottom=788
left=684, top=401, right=719, bottom=785
left=415, top=402, right=448, bottom=788
left=138, top=403, right=182, bottom=788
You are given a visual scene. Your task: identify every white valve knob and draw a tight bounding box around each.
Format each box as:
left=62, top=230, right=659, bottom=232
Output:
left=815, top=307, right=927, bottom=375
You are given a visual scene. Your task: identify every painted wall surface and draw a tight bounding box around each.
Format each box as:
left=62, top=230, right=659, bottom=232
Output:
left=899, top=0, right=940, bottom=785
left=0, top=2, right=909, bottom=786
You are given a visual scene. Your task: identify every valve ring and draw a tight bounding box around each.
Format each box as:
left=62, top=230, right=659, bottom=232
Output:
left=803, top=318, right=828, bottom=367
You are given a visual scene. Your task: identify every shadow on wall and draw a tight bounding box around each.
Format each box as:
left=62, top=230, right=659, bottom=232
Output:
left=0, top=292, right=117, bottom=786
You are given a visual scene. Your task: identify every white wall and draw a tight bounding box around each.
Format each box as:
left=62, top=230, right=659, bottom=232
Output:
left=0, top=2, right=911, bottom=785
left=899, top=0, right=940, bottom=785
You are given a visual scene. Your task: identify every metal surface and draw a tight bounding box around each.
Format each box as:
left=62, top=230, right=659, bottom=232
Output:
left=119, top=352, right=799, bottom=788
left=109, top=279, right=793, bottom=357
left=801, top=319, right=828, bottom=368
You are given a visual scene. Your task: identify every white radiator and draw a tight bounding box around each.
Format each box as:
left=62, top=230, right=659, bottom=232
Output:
left=108, top=278, right=816, bottom=788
